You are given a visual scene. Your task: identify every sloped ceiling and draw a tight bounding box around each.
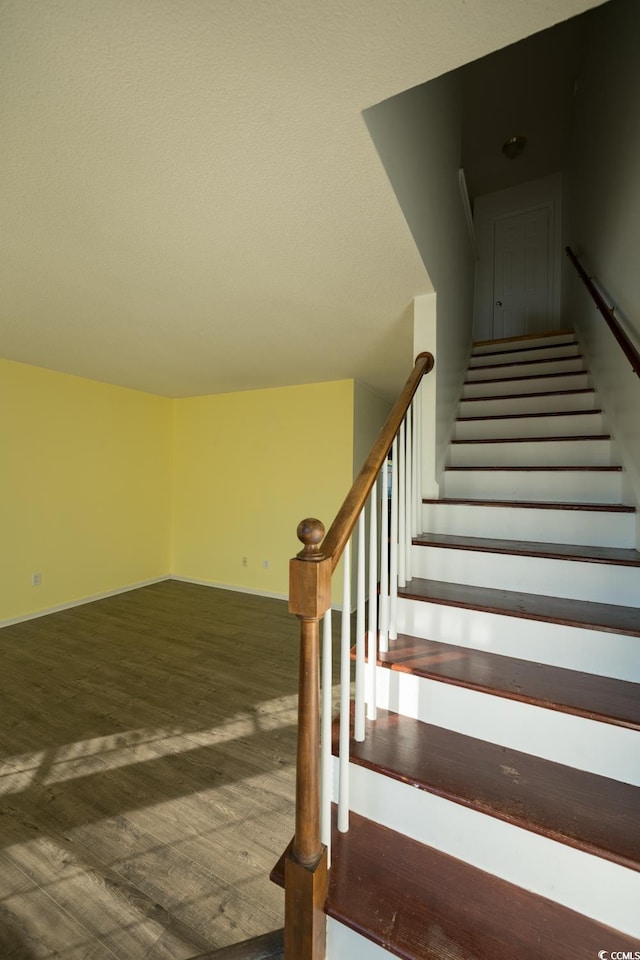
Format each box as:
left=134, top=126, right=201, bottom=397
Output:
left=0, top=0, right=604, bottom=398
left=460, top=14, right=587, bottom=200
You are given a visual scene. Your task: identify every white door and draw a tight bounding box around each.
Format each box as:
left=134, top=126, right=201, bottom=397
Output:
left=492, top=205, right=552, bottom=339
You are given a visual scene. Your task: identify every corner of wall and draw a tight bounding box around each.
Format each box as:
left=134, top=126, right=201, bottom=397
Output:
left=169, top=395, right=179, bottom=576
left=352, top=379, right=393, bottom=479
left=0, top=359, right=173, bottom=623
left=413, top=293, right=440, bottom=498
left=170, top=380, right=355, bottom=600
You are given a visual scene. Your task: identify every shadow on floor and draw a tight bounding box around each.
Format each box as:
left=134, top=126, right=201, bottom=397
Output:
left=191, top=927, right=284, bottom=959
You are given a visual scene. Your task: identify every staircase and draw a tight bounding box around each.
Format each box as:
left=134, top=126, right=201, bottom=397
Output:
left=321, top=331, right=640, bottom=958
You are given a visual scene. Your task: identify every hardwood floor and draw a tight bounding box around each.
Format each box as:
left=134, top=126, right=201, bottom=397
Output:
left=0, top=581, right=319, bottom=959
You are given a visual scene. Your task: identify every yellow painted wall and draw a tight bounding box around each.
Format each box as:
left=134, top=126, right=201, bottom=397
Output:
left=353, top=380, right=392, bottom=478
left=172, top=380, right=354, bottom=597
left=0, top=360, right=172, bottom=622
left=1, top=365, right=357, bottom=622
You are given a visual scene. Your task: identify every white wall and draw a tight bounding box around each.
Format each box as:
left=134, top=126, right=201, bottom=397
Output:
left=564, top=0, right=640, bottom=534
left=413, top=294, right=439, bottom=498
left=364, top=71, right=475, bottom=492
left=473, top=173, right=563, bottom=341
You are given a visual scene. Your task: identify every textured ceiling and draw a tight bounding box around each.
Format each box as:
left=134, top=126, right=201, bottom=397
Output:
left=0, top=0, right=603, bottom=398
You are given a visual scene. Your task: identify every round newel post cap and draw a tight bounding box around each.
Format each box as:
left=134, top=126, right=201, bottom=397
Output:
left=296, top=518, right=325, bottom=561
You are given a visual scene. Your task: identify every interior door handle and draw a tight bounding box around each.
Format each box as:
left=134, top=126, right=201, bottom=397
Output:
left=495, top=300, right=503, bottom=307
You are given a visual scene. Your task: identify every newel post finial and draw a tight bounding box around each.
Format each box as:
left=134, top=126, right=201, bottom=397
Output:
left=296, top=518, right=325, bottom=561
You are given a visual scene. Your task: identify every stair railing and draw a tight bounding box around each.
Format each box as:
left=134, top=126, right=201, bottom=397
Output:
left=285, top=351, right=434, bottom=960
left=565, top=246, right=640, bottom=379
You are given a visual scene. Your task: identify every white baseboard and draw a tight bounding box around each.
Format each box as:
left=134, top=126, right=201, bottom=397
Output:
left=172, top=576, right=355, bottom=612
left=0, top=576, right=171, bottom=630
left=169, top=575, right=288, bottom=602
left=0, top=574, right=343, bottom=630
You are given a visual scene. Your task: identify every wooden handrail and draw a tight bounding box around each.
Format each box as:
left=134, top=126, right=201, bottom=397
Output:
left=322, top=351, right=434, bottom=570
left=565, top=246, right=640, bottom=379
left=284, top=349, right=434, bottom=960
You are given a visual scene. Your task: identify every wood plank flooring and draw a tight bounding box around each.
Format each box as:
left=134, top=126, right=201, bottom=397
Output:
left=0, top=581, right=323, bottom=960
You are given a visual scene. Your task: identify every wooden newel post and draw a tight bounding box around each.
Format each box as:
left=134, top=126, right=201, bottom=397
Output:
left=285, top=518, right=331, bottom=960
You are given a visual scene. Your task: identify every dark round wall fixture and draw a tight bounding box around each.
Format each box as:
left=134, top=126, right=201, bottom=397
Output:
left=502, top=135, right=527, bottom=159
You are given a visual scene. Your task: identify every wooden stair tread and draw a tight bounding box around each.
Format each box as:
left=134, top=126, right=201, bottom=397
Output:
left=377, top=634, right=640, bottom=729
left=470, top=339, right=577, bottom=360
left=445, top=464, right=622, bottom=471
left=457, top=408, right=602, bottom=422
left=413, top=532, right=640, bottom=567
left=470, top=354, right=582, bottom=372
left=270, top=811, right=638, bottom=958
left=338, top=710, right=640, bottom=870
left=461, top=387, right=594, bottom=403
left=269, top=850, right=285, bottom=888
left=327, top=810, right=638, bottom=960
left=190, top=930, right=284, bottom=959
left=451, top=433, right=610, bottom=443
left=422, top=498, right=635, bottom=513
left=473, top=329, right=574, bottom=347
left=399, top=577, right=640, bottom=637
left=460, top=376, right=595, bottom=390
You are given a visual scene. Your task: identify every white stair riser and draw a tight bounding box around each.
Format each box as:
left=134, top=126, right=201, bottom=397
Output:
left=472, top=333, right=575, bottom=355
left=396, top=596, right=640, bottom=682
left=410, top=545, right=640, bottom=606
left=454, top=411, right=604, bottom=440
left=467, top=357, right=585, bottom=383
left=327, top=919, right=393, bottom=960
left=449, top=437, right=612, bottom=468
left=338, top=761, right=640, bottom=937
left=459, top=391, right=596, bottom=417
left=468, top=343, right=580, bottom=368
left=442, top=468, right=622, bottom=503
left=421, top=502, right=636, bottom=548
left=371, top=669, right=639, bottom=784
left=463, top=372, right=589, bottom=398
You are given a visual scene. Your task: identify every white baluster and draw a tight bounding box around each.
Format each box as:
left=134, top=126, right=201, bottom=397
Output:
left=411, top=396, right=419, bottom=537
left=379, top=458, right=389, bottom=654
left=354, top=510, right=366, bottom=743
left=367, top=480, right=378, bottom=721
left=398, top=421, right=406, bottom=589
left=405, top=407, right=412, bottom=582
left=389, top=435, right=398, bottom=642
left=338, top=540, right=351, bottom=833
left=415, top=384, right=423, bottom=536
left=321, top=608, right=332, bottom=864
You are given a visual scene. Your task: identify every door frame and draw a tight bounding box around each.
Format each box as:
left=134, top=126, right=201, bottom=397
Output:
left=472, top=173, right=562, bottom=342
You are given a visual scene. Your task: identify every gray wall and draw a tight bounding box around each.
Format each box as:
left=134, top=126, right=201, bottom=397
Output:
left=564, top=0, right=640, bottom=525
left=364, top=72, right=475, bottom=485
